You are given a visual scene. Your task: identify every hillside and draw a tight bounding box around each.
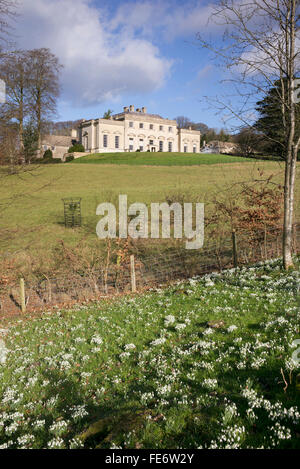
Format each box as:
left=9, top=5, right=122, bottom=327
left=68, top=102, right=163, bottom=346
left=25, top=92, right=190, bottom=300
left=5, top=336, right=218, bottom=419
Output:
left=1, top=159, right=293, bottom=256
left=70, top=152, right=247, bottom=166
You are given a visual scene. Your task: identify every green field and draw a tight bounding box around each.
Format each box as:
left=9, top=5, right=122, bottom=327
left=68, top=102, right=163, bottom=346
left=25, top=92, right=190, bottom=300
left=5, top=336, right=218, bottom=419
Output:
left=71, top=152, right=247, bottom=166
left=0, top=158, right=294, bottom=252
left=0, top=154, right=298, bottom=280
left=0, top=258, right=299, bottom=448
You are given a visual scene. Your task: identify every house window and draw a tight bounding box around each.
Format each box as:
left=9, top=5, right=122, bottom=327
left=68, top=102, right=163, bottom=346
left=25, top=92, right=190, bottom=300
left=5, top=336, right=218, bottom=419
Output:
left=150, top=124, right=154, bottom=130
left=168, top=142, right=172, bottom=152
left=140, top=146, right=144, bottom=151
left=169, top=127, right=172, bottom=132
left=139, top=123, right=144, bottom=129
left=103, top=135, right=108, bottom=148
left=193, top=145, right=197, bottom=153
left=149, top=140, right=154, bottom=145
left=159, top=125, right=163, bottom=131
left=115, top=136, right=119, bottom=149
left=129, top=122, right=134, bottom=128
left=43, top=145, right=48, bottom=150
left=129, top=145, right=134, bottom=151
left=184, top=145, right=187, bottom=153
left=159, top=141, right=163, bottom=152
left=51, top=146, right=55, bottom=151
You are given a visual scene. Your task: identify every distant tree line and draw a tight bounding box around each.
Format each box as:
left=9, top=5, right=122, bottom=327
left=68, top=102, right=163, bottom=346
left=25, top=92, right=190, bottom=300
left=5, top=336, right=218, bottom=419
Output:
left=45, top=119, right=83, bottom=137
left=174, top=116, right=231, bottom=143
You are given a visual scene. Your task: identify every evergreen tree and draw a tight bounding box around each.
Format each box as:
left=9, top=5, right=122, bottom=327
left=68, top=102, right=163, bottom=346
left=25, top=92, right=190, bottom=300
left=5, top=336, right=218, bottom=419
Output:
left=23, top=121, right=39, bottom=163
left=103, top=109, right=114, bottom=119
left=255, top=80, right=300, bottom=157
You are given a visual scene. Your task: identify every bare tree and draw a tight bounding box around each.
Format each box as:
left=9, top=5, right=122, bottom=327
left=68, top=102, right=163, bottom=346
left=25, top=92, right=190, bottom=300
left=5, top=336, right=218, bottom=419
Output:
left=0, top=0, right=18, bottom=51
left=198, top=0, right=300, bottom=269
left=233, top=127, right=263, bottom=157
left=0, top=119, right=19, bottom=171
left=26, top=48, right=62, bottom=153
left=0, top=50, right=30, bottom=157
left=174, top=116, right=193, bottom=129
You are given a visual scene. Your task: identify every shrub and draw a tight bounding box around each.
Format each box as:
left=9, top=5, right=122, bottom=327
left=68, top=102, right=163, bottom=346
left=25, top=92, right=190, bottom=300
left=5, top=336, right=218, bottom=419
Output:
left=41, top=156, right=62, bottom=164
left=65, top=155, right=74, bottom=163
left=43, top=149, right=53, bottom=159
left=41, top=149, right=62, bottom=164
left=68, top=144, right=85, bottom=153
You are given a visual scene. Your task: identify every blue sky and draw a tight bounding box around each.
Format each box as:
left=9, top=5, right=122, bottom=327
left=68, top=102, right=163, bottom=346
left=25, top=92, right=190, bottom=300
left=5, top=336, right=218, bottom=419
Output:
left=15, top=0, right=232, bottom=130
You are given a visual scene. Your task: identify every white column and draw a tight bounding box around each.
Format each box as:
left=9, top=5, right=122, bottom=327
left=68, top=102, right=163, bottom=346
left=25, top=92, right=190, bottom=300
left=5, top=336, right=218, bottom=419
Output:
left=97, top=119, right=101, bottom=152
left=91, top=120, right=95, bottom=152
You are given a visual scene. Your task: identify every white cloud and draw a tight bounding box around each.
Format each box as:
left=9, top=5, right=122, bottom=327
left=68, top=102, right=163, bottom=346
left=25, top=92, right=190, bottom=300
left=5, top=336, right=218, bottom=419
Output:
left=15, top=0, right=221, bottom=110
left=17, top=0, right=172, bottom=107
left=110, top=1, right=216, bottom=42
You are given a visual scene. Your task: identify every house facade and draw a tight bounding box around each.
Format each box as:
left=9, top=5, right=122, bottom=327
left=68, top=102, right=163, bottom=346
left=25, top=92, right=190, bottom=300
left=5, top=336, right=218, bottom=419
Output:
left=79, top=106, right=201, bottom=154
left=41, top=130, right=78, bottom=160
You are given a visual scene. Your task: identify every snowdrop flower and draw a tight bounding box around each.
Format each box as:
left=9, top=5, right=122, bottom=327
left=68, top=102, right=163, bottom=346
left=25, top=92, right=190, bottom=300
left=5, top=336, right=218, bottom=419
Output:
left=164, top=315, right=176, bottom=326
left=202, top=378, right=218, bottom=390
left=0, top=339, right=8, bottom=365
left=91, top=335, right=103, bottom=345
left=150, top=337, right=166, bottom=346
left=124, top=343, right=136, bottom=350
left=227, top=325, right=238, bottom=333
left=48, top=437, right=65, bottom=449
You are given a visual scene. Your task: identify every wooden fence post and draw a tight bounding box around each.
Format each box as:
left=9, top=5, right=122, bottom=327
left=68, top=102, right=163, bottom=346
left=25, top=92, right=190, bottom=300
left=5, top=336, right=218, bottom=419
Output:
left=232, top=230, right=238, bottom=268
left=292, top=223, right=296, bottom=254
left=20, top=278, right=26, bottom=313
left=130, top=255, right=137, bottom=293
left=264, top=224, right=268, bottom=259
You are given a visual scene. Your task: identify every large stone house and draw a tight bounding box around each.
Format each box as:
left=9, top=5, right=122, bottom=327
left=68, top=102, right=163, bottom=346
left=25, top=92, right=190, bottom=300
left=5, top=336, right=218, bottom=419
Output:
left=79, top=106, right=201, bottom=153
left=41, top=130, right=78, bottom=160
left=201, top=140, right=238, bottom=154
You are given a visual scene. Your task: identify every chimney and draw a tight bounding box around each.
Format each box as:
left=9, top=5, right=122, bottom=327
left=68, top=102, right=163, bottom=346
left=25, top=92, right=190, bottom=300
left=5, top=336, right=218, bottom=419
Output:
left=142, top=107, right=147, bottom=114
left=124, top=106, right=129, bottom=112
left=129, top=105, right=134, bottom=112
left=71, top=129, right=78, bottom=138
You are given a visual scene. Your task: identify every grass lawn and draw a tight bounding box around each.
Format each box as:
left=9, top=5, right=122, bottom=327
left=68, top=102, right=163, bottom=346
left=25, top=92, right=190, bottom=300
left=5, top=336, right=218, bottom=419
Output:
left=0, top=158, right=296, bottom=258
left=71, top=152, right=248, bottom=166
left=0, top=258, right=299, bottom=449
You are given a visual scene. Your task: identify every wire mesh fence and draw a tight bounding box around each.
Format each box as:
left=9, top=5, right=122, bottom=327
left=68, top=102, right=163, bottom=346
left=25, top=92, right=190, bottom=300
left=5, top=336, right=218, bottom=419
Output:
left=0, top=223, right=299, bottom=315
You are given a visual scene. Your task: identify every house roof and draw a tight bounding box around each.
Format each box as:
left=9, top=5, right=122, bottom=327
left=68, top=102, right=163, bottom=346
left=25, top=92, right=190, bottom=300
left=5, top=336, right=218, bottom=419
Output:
left=124, top=111, right=164, bottom=119
left=112, top=111, right=175, bottom=123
